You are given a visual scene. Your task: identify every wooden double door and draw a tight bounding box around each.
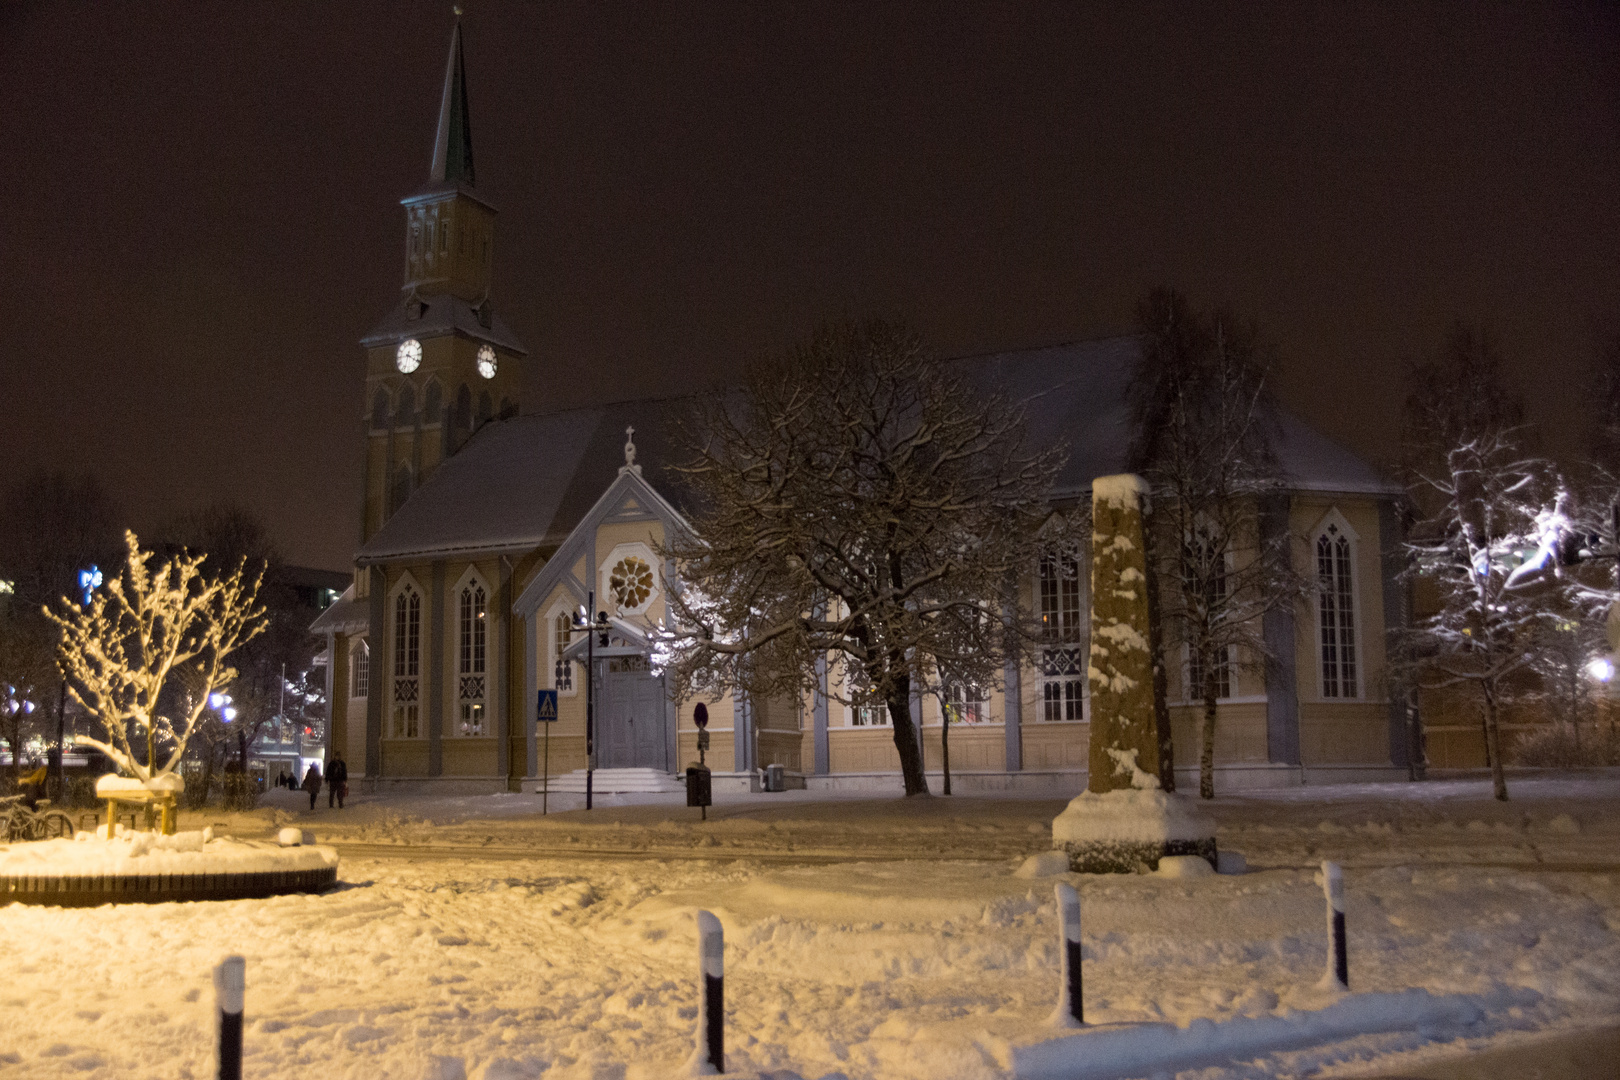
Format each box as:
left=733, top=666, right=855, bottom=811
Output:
left=599, top=662, right=670, bottom=770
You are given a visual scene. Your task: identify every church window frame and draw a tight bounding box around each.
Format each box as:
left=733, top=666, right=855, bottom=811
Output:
left=389, top=578, right=423, bottom=739
left=599, top=542, right=661, bottom=617
left=370, top=386, right=392, bottom=432
left=454, top=568, right=489, bottom=736
left=1313, top=510, right=1361, bottom=700
left=351, top=640, right=369, bottom=699
left=1037, top=546, right=1087, bottom=722
left=546, top=599, right=579, bottom=697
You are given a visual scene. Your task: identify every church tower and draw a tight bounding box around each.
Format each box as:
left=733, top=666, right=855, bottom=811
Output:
left=358, top=19, right=527, bottom=542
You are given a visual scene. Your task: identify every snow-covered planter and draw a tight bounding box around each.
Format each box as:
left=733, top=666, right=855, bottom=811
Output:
left=0, top=830, right=338, bottom=907
left=1052, top=788, right=1217, bottom=874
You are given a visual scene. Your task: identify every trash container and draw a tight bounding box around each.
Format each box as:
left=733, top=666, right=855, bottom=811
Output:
left=685, top=765, right=712, bottom=808
left=764, top=763, right=785, bottom=792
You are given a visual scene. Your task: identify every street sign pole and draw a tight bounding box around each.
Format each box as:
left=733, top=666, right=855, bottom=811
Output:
left=536, top=690, right=558, bottom=815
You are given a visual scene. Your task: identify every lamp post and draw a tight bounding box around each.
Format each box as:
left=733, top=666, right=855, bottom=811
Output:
left=571, top=593, right=611, bottom=811
left=53, top=566, right=101, bottom=797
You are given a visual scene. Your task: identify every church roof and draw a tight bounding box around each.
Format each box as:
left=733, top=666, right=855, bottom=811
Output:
left=359, top=290, right=528, bottom=354
left=962, top=337, right=1399, bottom=498
left=354, top=337, right=1398, bottom=566
left=355, top=398, right=691, bottom=564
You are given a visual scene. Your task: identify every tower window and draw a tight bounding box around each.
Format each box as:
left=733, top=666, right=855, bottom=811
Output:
left=423, top=379, right=443, bottom=427
left=396, top=383, right=417, bottom=428
left=439, top=218, right=449, bottom=256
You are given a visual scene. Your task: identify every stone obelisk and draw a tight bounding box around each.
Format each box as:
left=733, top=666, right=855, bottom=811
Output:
left=1051, top=474, right=1216, bottom=873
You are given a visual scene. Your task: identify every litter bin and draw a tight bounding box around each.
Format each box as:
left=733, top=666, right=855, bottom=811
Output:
left=764, top=763, right=785, bottom=792
left=685, top=765, right=712, bottom=808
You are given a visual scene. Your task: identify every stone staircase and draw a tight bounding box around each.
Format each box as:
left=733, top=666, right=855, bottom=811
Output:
left=535, top=768, right=685, bottom=794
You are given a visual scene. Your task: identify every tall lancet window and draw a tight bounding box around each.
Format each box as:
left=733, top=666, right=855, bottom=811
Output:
left=1317, top=521, right=1358, bottom=698
left=1038, top=548, right=1085, bottom=721
left=391, top=585, right=421, bottom=737
left=553, top=611, right=575, bottom=693
left=458, top=580, right=487, bottom=735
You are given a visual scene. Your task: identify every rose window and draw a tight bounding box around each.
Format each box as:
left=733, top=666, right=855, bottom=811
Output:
left=609, top=555, right=655, bottom=610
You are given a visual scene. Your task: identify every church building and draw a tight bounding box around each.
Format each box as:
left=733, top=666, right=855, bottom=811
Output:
left=313, top=24, right=1414, bottom=796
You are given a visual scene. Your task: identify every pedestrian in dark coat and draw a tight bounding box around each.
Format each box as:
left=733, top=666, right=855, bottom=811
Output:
left=327, top=755, right=349, bottom=808
left=301, top=763, right=322, bottom=810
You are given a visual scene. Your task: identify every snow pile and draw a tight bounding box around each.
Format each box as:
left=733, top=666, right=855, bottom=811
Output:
left=1013, top=988, right=1493, bottom=1080
left=96, top=773, right=184, bottom=795
left=1051, top=788, right=1215, bottom=844
left=0, top=832, right=337, bottom=877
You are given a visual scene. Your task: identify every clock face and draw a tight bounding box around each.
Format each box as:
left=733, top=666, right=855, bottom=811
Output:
left=476, top=345, right=498, bottom=380
left=396, top=338, right=422, bottom=374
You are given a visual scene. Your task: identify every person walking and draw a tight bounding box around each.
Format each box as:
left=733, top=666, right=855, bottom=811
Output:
left=327, top=755, right=348, bottom=809
left=301, top=763, right=322, bottom=810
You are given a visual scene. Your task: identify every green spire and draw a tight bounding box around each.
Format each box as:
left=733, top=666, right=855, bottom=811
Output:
left=430, top=20, right=475, bottom=186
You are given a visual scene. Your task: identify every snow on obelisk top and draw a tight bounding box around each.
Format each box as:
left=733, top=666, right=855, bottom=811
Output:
left=1052, top=473, right=1217, bottom=873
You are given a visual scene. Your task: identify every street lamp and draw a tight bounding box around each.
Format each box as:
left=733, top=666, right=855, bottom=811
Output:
left=570, top=593, right=611, bottom=811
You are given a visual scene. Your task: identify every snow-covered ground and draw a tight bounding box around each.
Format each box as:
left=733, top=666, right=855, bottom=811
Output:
left=3, top=774, right=1618, bottom=1080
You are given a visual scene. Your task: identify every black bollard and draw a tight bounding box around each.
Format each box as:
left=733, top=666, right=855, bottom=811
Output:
left=1051, top=882, right=1084, bottom=1027
left=1321, top=860, right=1348, bottom=990
left=214, top=955, right=245, bottom=1080
left=695, top=910, right=725, bottom=1074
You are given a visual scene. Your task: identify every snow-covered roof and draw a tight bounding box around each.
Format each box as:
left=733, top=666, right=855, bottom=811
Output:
left=310, top=585, right=367, bottom=634
left=960, top=337, right=1401, bottom=498
left=360, top=291, right=527, bottom=355
left=354, top=337, right=1398, bottom=566
left=355, top=398, right=692, bottom=564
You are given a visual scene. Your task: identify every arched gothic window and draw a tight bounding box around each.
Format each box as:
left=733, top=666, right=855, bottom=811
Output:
left=1038, top=548, right=1085, bottom=721
left=457, top=580, right=487, bottom=735
left=476, top=390, right=492, bottom=428
left=389, top=464, right=413, bottom=517
left=1317, top=522, right=1358, bottom=698
left=371, top=387, right=391, bottom=431
left=396, top=383, right=417, bottom=428
left=391, top=585, right=421, bottom=737
left=423, top=378, right=443, bottom=427
left=453, top=384, right=472, bottom=448
left=553, top=611, right=574, bottom=693
left=351, top=640, right=370, bottom=698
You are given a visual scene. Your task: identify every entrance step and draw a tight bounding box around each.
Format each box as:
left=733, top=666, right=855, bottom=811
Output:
left=536, top=768, right=685, bottom=794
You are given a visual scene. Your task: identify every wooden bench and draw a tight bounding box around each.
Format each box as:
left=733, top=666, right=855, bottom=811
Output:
left=95, top=777, right=182, bottom=836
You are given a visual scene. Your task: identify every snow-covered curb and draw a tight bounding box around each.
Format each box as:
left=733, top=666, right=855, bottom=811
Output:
left=1013, top=988, right=1505, bottom=1080
left=0, top=832, right=338, bottom=877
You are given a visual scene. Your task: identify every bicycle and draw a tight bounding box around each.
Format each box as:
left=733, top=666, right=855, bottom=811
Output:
left=0, top=795, right=76, bottom=842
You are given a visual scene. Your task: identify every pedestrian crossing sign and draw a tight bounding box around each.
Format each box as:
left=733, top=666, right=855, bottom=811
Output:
left=536, top=689, right=558, bottom=723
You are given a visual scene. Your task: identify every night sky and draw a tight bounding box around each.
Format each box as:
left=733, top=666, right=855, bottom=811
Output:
left=2, top=2, right=1615, bottom=571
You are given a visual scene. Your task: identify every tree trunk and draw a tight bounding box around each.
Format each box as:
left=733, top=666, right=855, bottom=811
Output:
left=1200, top=688, right=1218, bottom=800
left=940, top=705, right=952, bottom=796
left=51, top=678, right=66, bottom=800
left=1482, top=681, right=1508, bottom=801
left=885, top=677, right=929, bottom=796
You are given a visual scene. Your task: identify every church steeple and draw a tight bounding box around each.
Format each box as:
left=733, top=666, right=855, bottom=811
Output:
left=398, top=20, right=496, bottom=301
left=430, top=20, right=475, bottom=187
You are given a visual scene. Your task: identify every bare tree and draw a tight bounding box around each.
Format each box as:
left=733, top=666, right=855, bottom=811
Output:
left=1129, top=289, right=1303, bottom=799
left=658, top=322, right=1064, bottom=796
left=45, top=531, right=267, bottom=781
left=1396, top=326, right=1566, bottom=801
